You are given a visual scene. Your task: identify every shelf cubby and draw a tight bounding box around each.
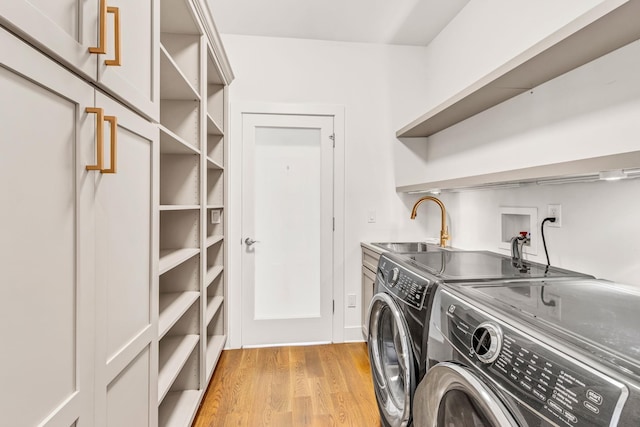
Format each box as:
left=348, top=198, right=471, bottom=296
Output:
left=158, top=334, right=199, bottom=404
left=205, top=296, right=223, bottom=326
left=206, top=169, right=223, bottom=206
left=159, top=210, right=200, bottom=275
left=160, top=0, right=201, bottom=36
left=204, top=265, right=224, bottom=295
left=160, top=124, right=200, bottom=156
left=158, top=390, right=201, bottom=427
left=207, top=84, right=224, bottom=130
left=159, top=249, right=199, bottom=276
left=160, top=44, right=199, bottom=101
left=205, top=307, right=225, bottom=379
left=160, top=100, right=200, bottom=150
left=206, top=156, right=223, bottom=170
left=206, top=112, right=223, bottom=136
left=206, top=134, right=224, bottom=165
left=159, top=257, right=200, bottom=338
left=160, top=154, right=200, bottom=206
left=158, top=300, right=200, bottom=402
left=160, top=33, right=201, bottom=94
left=206, top=239, right=224, bottom=277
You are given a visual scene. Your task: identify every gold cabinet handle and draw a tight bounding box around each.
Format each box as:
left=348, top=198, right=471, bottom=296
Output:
left=86, top=107, right=105, bottom=171
left=102, top=115, right=118, bottom=174
left=88, top=0, right=121, bottom=66
left=88, top=0, right=107, bottom=55
left=105, top=6, right=121, bottom=66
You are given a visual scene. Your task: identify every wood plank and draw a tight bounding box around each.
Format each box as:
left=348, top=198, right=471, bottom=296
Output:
left=193, top=343, right=379, bottom=427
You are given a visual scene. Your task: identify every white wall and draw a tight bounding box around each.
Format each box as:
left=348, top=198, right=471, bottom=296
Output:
left=223, top=35, right=439, bottom=345
left=223, top=0, right=640, bottom=346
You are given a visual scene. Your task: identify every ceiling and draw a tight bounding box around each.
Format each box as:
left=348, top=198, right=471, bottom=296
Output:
left=207, top=0, right=470, bottom=46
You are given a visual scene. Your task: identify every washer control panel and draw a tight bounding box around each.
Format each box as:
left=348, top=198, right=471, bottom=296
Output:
left=377, top=257, right=430, bottom=310
left=439, top=290, right=627, bottom=427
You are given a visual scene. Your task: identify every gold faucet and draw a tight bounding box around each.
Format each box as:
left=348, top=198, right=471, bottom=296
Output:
left=410, top=196, right=450, bottom=247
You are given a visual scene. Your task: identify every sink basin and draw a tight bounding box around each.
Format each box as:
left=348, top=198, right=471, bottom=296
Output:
left=372, top=242, right=433, bottom=253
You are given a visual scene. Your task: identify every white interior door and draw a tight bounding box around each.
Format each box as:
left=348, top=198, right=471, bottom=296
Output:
left=242, top=113, right=334, bottom=346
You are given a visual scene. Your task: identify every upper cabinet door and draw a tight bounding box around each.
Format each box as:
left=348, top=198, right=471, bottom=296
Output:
left=0, top=27, right=96, bottom=427
left=0, top=0, right=159, bottom=121
left=97, top=0, right=160, bottom=121
left=0, top=0, right=98, bottom=80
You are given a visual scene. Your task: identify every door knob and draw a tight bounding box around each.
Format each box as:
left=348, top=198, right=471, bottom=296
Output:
left=245, top=237, right=259, bottom=246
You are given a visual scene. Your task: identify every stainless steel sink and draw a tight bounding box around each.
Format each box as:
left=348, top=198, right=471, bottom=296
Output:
left=372, top=242, right=432, bottom=253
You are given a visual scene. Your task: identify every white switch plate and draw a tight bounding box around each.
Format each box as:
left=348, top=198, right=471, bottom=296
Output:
left=367, top=210, right=376, bottom=223
left=210, top=209, right=221, bottom=224
left=347, top=294, right=357, bottom=307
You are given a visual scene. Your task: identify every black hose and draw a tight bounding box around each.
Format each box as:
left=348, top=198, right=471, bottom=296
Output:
left=541, top=217, right=557, bottom=266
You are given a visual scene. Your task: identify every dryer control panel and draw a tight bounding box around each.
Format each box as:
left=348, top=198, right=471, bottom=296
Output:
left=377, top=257, right=431, bottom=310
left=438, top=290, right=628, bottom=427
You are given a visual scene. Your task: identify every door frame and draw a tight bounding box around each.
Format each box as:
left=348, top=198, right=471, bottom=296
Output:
left=229, top=102, right=345, bottom=348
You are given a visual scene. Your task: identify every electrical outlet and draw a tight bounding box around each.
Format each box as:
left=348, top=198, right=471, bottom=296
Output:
left=547, top=204, right=561, bottom=227
left=367, top=210, right=376, bottom=223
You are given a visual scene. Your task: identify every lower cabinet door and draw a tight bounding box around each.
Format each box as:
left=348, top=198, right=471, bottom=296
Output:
left=93, top=91, right=158, bottom=427
left=0, top=27, right=96, bottom=426
left=362, top=266, right=376, bottom=338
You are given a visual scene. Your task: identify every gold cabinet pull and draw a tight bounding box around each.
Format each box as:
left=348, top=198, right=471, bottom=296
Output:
left=105, top=6, right=121, bottom=66
left=88, top=0, right=121, bottom=66
left=86, top=107, right=105, bottom=171
left=102, top=115, right=118, bottom=174
left=88, top=0, right=107, bottom=55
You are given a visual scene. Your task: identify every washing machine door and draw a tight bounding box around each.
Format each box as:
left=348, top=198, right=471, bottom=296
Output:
left=414, top=362, right=519, bottom=427
left=368, top=292, right=416, bottom=427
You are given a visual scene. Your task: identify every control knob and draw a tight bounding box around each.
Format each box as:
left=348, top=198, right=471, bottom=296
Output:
left=387, top=267, right=400, bottom=287
left=472, top=322, right=503, bottom=364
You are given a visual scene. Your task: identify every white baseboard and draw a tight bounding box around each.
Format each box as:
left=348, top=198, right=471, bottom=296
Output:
left=343, top=325, right=366, bottom=343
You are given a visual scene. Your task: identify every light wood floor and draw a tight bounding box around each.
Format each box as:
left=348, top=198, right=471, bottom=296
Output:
left=193, top=343, right=381, bottom=426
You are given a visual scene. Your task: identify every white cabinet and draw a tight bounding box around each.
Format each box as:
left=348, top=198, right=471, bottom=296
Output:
left=0, top=1, right=231, bottom=425
left=0, top=26, right=96, bottom=427
left=93, top=92, right=158, bottom=427
left=361, top=245, right=382, bottom=339
left=0, top=0, right=159, bottom=120
left=0, top=25, right=158, bottom=427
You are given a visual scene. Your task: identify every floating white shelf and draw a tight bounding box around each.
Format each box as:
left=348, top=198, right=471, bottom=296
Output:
left=206, top=205, right=224, bottom=210
left=158, top=292, right=200, bottom=339
left=397, top=0, right=640, bottom=138
left=158, top=335, right=199, bottom=404
left=158, top=390, right=201, bottom=427
left=159, top=248, right=200, bottom=275
left=205, top=235, right=223, bottom=248
left=159, top=205, right=200, bottom=211
left=206, top=156, right=223, bottom=170
left=159, top=124, right=200, bottom=155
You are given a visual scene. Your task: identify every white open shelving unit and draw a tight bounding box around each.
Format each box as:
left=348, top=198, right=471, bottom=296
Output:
left=157, top=0, right=233, bottom=425
left=395, top=0, right=640, bottom=193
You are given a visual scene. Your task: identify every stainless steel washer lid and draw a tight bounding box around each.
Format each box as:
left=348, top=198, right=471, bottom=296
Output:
left=457, top=279, right=640, bottom=379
